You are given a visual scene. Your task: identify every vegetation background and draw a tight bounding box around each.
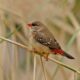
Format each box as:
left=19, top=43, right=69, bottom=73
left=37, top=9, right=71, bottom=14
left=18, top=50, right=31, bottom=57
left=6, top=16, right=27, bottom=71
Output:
left=0, top=0, right=80, bottom=80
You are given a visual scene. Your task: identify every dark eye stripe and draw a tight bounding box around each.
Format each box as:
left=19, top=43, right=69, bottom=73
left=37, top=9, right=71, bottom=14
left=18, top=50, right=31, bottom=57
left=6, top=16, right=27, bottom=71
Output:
left=32, top=23, right=39, bottom=26
left=32, top=23, right=37, bottom=26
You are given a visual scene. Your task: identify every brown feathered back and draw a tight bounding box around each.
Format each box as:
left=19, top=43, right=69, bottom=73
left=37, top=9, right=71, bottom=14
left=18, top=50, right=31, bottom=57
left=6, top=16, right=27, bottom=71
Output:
left=31, top=21, right=61, bottom=49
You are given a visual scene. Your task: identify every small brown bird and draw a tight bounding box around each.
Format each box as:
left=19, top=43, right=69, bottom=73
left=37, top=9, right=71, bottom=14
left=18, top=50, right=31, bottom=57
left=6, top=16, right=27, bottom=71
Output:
left=27, top=21, right=74, bottom=59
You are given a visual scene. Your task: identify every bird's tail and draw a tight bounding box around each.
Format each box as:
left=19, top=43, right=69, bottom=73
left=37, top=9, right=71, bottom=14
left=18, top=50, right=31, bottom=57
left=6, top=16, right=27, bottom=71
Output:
left=51, top=49, right=74, bottom=59
left=63, top=51, right=74, bottom=59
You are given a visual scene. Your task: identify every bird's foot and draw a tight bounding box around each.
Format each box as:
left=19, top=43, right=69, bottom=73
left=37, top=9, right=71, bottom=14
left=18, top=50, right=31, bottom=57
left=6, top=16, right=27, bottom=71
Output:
left=43, top=52, right=49, bottom=61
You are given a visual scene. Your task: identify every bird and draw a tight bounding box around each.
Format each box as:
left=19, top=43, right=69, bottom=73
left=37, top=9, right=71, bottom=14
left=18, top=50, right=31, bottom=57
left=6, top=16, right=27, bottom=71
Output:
left=27, top=21, right=74, bottom=59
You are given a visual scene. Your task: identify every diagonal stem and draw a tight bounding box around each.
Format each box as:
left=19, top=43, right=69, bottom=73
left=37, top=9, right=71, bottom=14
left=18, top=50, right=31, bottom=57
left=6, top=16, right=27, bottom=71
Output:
left=0, top=36, right=80, bottom=75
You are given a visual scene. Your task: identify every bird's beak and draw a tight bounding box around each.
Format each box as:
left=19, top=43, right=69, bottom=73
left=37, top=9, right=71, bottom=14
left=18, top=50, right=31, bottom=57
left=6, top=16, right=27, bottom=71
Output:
left=27, top=23, right=32, bottom=28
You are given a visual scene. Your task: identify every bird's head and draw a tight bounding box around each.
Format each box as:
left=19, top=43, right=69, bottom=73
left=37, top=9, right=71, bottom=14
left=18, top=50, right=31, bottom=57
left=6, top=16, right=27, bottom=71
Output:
left=27, top=21, right=43, bottom=31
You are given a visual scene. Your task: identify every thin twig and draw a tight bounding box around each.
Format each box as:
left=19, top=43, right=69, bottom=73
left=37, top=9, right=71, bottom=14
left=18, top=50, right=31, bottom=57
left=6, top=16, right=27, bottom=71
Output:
left=0, top=36, right=29, bottom=50
left=48, top=57, right=80, bottom=74
left=0, top=36, right=80, bottom=74
left=40, top=57, right=47, bottom=80
left=33, top=55, right=37, bottom=80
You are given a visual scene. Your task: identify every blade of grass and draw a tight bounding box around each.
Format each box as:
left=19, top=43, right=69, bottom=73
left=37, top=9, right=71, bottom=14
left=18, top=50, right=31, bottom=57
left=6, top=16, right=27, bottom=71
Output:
left=66, top=28, right=80, bottom=50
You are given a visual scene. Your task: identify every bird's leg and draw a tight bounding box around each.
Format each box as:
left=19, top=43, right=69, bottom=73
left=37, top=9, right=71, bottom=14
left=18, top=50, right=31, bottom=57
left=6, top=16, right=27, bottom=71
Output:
left=33, top=48, right=49, bottom=61
left=32, top=43, right=50, bottom=61
left=42, top=52, right=49, bottom=61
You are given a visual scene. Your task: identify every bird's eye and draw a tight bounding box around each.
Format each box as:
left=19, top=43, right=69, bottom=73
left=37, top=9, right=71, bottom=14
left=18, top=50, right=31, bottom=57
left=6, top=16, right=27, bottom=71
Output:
left=32, top=23, right=39, bottom=26
left=32, top=23, right=37, bottom=26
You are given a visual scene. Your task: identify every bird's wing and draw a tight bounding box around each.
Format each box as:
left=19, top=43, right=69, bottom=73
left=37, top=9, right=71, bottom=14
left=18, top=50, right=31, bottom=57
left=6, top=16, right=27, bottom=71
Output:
left=33, top=30, right=61, bottom=50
